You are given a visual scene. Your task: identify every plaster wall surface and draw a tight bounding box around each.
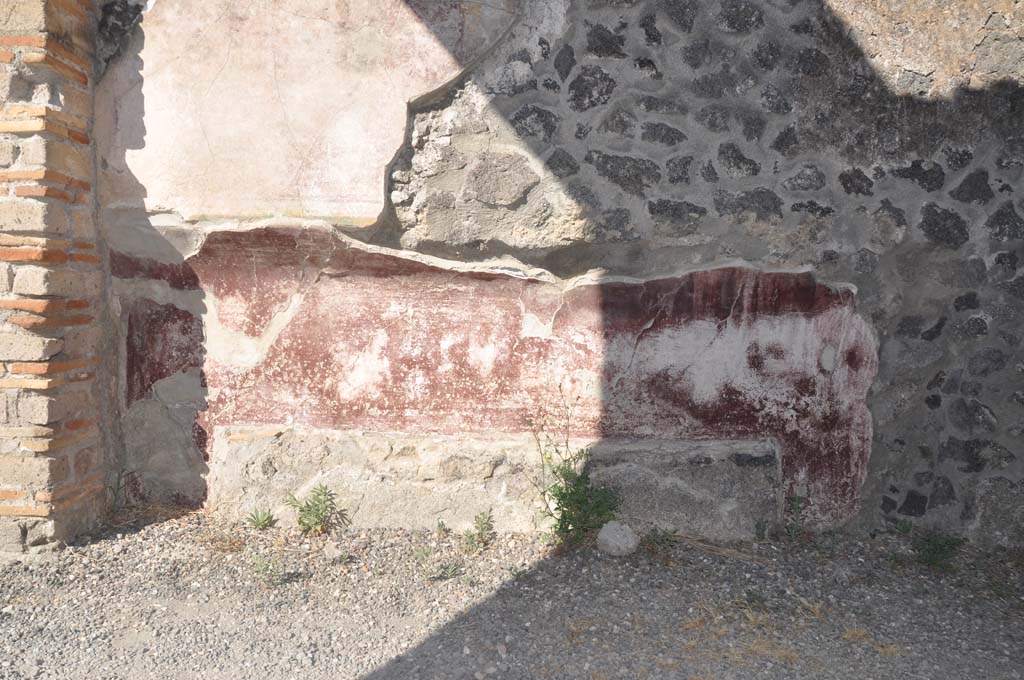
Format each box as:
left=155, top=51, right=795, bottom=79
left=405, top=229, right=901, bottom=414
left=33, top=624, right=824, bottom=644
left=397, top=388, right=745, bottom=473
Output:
left=95, top=0, right=1024, bottom=545
left=119, top=227, right=875, bottom=532
left=97, top=0, right=518, bottom=223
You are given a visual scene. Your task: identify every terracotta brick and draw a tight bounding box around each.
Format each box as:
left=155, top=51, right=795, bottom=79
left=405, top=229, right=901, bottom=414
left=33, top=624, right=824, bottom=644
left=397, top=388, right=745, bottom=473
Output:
left=0, top=299, right=69, bottom=314
left=0, top=167, right=89, bottom=189
left=51, top=475, right=103, bottom=511
left=0, top=424, right=53, bottom=437
left=8, top=314, right=94, bottom=330
left=0, top=119, right=50, bottom=134
left=0, top=489, right=26, bottom=501
left=0, top=377, right=63, bottom=390
left=9, top=358, right=95, bottom=375
left=42, top=39, right=89, bottom=72
left=0, top=247, right=69, bottom=264
left=0, top=504, right=49, bottom=517
left=65, top=299, right=90, bottom=310
left=0, top=119, right=85, bottom=146
left=69, top=253, right=99, bottom=264
left=21, top=52, right=88, bottom=87
left=65, top=128, right=89, bottom=145
left=0, top=36, right=90, bottom=71
left=63, top=417, right=94, bottom=430
left=13, top=185, right=74, bottom=202
left=20, top=425, right=96, bottom=453
left=0, top=168, right=47, bottom=182
left=0, top=235, right=71, bottom=249
left=0, top=51, right=13, bottom=64
left=0, top=37, right=89, bottom=71
left=0, top=37, right=47, bottom=49
left=71, top=241, right=94, bottom=250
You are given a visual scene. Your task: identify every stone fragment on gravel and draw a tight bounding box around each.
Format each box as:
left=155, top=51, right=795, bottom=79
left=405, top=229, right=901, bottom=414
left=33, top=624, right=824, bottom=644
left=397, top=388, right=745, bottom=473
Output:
left=596, top=521, right=639, bottom=556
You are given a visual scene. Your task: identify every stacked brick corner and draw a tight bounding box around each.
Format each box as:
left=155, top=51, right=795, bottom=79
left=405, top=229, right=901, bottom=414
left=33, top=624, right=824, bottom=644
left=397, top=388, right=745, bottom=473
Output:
left=0, top=0, right=103, bottom=553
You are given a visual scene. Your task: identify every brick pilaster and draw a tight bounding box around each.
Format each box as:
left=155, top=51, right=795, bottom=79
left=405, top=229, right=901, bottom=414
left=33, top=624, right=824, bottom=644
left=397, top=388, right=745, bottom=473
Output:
left=0, top=0, right=102, bottom=552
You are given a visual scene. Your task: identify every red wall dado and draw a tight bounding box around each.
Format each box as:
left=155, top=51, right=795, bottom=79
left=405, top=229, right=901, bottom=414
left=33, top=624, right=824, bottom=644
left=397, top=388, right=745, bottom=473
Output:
left=120, top=227, right=878, bottom=524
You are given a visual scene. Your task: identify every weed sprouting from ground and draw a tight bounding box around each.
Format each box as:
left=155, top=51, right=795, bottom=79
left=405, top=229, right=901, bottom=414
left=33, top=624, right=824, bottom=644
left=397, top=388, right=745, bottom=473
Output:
left=912, top=531, right=963, bottom=569
left=247, top=508, right=277, bottom=530
left=784, top=495, right=807, bottom=540
left=435, top=519, right=451, bottom=539
left=462, top=510, right=495, bottom=554
left=251, top=555, right=282, bottom=588
left=529, top=388, right=619, bottom=544
left=414, top=545, right=435, bottom=578
left=433, top=561, right=464, bottom=581
left=106, top=468, right=141, bottom=515
left=543, top=454, right=618, bottom=543
left=640, top=527, right=679, bottom=555
left=286, top=484, right=349, bottom=535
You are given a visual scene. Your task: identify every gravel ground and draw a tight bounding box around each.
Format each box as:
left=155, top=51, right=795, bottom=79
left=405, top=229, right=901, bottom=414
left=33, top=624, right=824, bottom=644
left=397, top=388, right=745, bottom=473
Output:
left=1, top=509, right=1022, bottom=680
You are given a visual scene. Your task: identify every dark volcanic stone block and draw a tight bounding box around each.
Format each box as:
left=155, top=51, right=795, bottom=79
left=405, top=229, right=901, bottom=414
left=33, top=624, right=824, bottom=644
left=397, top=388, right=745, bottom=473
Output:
left=918, top=203, right=969, bottom=248
left=585, top=150, right=662, bottom=196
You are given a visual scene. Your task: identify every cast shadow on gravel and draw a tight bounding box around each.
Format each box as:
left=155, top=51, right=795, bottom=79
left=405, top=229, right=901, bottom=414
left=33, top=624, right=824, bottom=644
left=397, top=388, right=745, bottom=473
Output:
left=357, top=0, right=1024, bottom=677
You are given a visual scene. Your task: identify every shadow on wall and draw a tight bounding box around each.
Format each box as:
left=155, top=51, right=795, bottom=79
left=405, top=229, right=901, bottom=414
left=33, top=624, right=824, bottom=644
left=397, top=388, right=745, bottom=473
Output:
left=86, top=1, right=1023, bottom=676
left=382, top=0, right=1023, bottom=540
left=97, top=0, right=1024, bottom=544
left=96, top=27, right=210, bottom=508
left=356, top=0, right=1021, bottom=673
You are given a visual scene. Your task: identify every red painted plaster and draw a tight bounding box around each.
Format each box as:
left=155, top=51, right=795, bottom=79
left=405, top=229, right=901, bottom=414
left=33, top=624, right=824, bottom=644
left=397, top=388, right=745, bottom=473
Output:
left=125, top=227, right=878, bottom=523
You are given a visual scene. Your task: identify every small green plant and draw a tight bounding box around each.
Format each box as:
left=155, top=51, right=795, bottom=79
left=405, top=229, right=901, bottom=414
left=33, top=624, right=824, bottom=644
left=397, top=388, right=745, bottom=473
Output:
left=435, top=519, right=451, bottom=539
left=529, top=390, right=620, bottom=544
left=247, top=508, right=277, bottom=530
left=251, top=555, right=282, bottom=587
left=106, top=468, right=140, bottom=514
left=912, top=531, right=963, bottom=569
left=462, top=510, right=496, bottom=554
left=433, top=561, right=463, bottom=581
left=895, top=519, right=913, bottom=535
left=640, top=527, right=678, bottom=554
left=743, top=588, right=770, bottom=612
left=754, top=519, right=769, bottom=541
left=285, top=484, right=349, bottom=535
left=413, top=545, right=434, bottom=578
left=784, top=495, right=807, bottom=540
left=543, top=450, right=618, bottom=543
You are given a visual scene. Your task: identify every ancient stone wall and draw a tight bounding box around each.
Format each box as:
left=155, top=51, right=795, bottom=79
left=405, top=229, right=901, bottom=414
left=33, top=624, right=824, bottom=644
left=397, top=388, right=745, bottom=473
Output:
left=0, top=0, right=106, bottom=553
left=372, top=0, right=1024, bottom=545
left=5, top=0, right=1018, bottom=549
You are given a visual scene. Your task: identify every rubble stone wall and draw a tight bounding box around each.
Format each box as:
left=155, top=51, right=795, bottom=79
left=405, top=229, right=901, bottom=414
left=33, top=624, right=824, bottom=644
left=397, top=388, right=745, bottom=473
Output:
left=374, top=0, right=1024, bottom=545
